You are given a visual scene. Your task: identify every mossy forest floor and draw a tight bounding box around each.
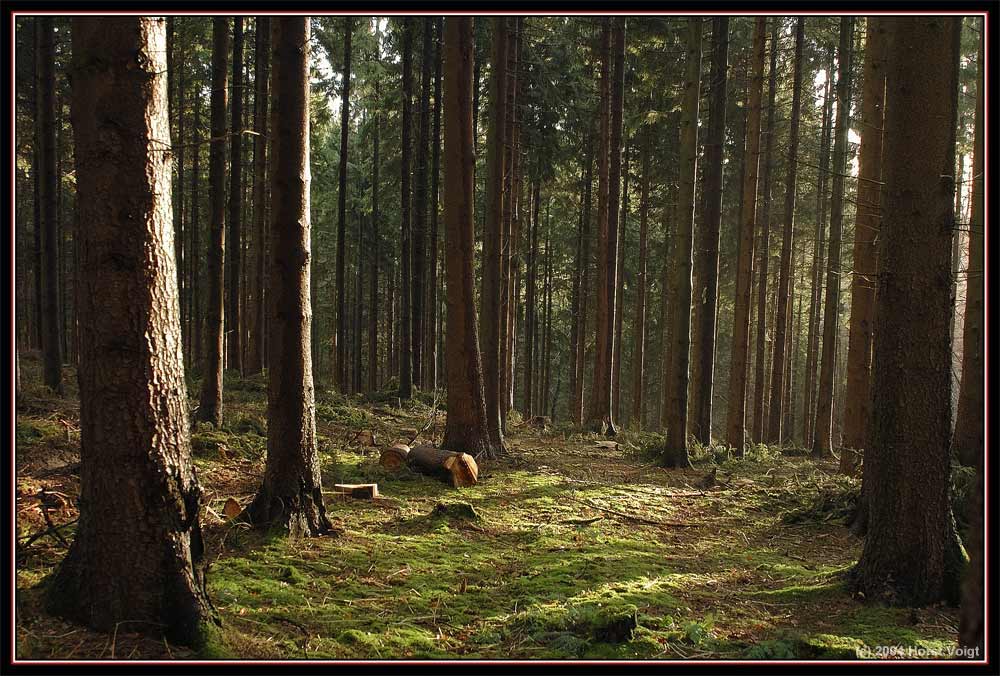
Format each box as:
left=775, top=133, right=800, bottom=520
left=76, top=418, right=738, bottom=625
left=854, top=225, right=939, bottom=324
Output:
left=15, top=360, right=961, bottom=661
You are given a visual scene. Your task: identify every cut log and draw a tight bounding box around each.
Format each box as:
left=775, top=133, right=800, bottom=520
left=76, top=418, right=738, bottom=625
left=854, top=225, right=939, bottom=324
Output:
left=407, top=443, right=479, bottom=488
left=380, top=443, right=411, bottom=470
left=333, top=483, right=379, bottom=499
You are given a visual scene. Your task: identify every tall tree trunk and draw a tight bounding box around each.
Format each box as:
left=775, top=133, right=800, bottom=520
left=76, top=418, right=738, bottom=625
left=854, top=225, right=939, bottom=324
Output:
left=499, top=20, right=519, bottom=428
left=953, top=28, right=984, bottom=468
left=542, top=211, right=554, bottom=413
left=369, top=97, right=381, bottom=393
left=226, top=17, right=244, bottom=374
left=573, top=131, right=594, bottom=426
left=613, top=140, right=629, bottom=424
left=725, top=17, right=766, bottom=454
left=247, top=17, right=270, bottom=375
left=197, top=19, right=229, bottom=426
left=50, top=16, right=216, bottom=645
left=412, top=18, right=433, bottom=390
left=37, top=17, right=62, bottom=394
left=441, top=16, right=496, bottom=459
left=334, top=17, right=353, bottom=390
left=812, top=17, right=855, bottom=459
left=662, top=18, right=701, bottom=468
left=523, top=179, right=540, bottom=416
left=191, top=91, right=203, bottom=367
left=176, top=28, right=188, bottom=364
left=804, top=47, right=835, bottom=446
left=31, top=23, right=43, bottom=352
left=690, top=17, right=728, bottom=445
left=630, top=128, right=651, bottom=429
left=481, top=16, right=507, bottom=448
left=766, top=17, right=805, bottom=443
left=841, top=17, right=888, bottom=471
left=751, top=19, right=779, bottom=444
left=851, top=16, right=964, bottom=607
left=425, top=17, right=444, bottom=392
left=399, top=18, right=414, bottom=400
left=246, top=17, right=331, bottom=537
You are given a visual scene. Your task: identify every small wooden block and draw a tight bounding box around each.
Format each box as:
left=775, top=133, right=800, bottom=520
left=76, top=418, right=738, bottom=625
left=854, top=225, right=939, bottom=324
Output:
left=223, top=497, right=242, bottom=519
left=334, top=483, right=379, bottom=499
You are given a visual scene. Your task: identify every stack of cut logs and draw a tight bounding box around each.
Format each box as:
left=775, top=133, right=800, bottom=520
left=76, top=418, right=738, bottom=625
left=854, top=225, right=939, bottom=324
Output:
left=379, top=443, right=479, bottom=488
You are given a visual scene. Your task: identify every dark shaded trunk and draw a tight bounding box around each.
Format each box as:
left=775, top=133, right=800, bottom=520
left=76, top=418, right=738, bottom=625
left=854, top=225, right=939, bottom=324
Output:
left=191, top=91, right=203, bottom=367
left=399, top=18, right=414, bottom=400
left=812, top=17, right=855, bottom=459
left=630, top=129, right=651, bottom=430
left=369, top=97, right=381, bottom=393
left=226, top=17, right=244, bottom=374
left=441, top=16, right=496, bottom=460
left=523, top=179, right=540, bottom=417
left=37, top=17, right=62, bottom=394
left=613, top=141, right=628, bottom=424
left=49, top=17, right=216, bottom=646
left=766, top=18, right=805, bottom=443
left=246, top=17, right=332, bottom=538
left=335, top=17, right=353, bottom=391
left=573, top=131, right=594, bottom=426
left=197, top=18, right=229, bottom=426
left=412, top=18, right=433, bottom=389
left=850, top=16, right=964, bottom=607
left=247, top=16, right=270, bottom=376
left=425, top=17, right=444, bottom=392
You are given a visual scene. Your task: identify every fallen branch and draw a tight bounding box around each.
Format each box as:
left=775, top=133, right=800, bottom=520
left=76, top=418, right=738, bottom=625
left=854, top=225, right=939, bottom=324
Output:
left=565, top=494, right=693, bottom=527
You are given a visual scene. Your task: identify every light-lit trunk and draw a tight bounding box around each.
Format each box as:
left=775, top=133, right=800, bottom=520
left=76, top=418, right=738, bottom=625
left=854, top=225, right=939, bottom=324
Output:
left=399, top=18, right=414, bottom=400
left=247, top=16, right=270, bottom=375
left=335, top=18, right=353, bottom=390
left=226, top=17, right=244, bottom=374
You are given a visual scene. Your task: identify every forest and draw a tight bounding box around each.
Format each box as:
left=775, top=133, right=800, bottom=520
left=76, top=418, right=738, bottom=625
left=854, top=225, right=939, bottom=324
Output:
left=12, top=12, right=987, bottom=663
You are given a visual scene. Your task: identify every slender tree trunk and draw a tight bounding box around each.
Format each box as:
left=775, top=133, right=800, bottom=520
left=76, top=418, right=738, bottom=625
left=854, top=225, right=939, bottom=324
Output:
left=197, top=19, right=229, bottom=426
left=441, top=16, right=495, bottom=459
left=37, top=17, right=62, bottom=393
left=246, top=17, right=270, bottom=375
left=725, top=17, right=766, bottom=454
left=425, top=17, right=444, bottom=392
left=333, top=17, right=353, bottom=390
left=542, top=211, right=554, bottom=413
left=751, top=19, right=779, bottom=444
left=766, top=18, right=805, bottom=443
left=481, top=16, right=507, bottom=448
left=613, top=141, right=629, bottom=424
left=399, top=18, right=414, bottom=400
left=630, top=129, right=651, bottom=429
left=851, top=16, right=964, bottom=606
left=812, top=17, right=855, bottom=459
left=574, top=131, right=594, bottom=426
left=191, top=91, right=203, bottom=367
left=31, top=23, right=42, bottom=352
left=841, top=17, right=888, bottom=471
left=411, top=18, right=433, bottom=390
left=953, top=28, right=984, bottom=467
left=245, top=17, right=331, bottom=537
left=662, top=18, right=701, bottom=467
left=50, top=17, right=216, bottom=645
left=523, top=179, right=539, bottom=417
left=369, top=100, right=381, bottom=393
left=226, top=17, right=244, bottom=374
left=690, top=17, right=728, bottom=446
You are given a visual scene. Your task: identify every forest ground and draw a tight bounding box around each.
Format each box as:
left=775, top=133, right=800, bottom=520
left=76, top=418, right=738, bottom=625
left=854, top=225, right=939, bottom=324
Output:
left=15, top=355, right=962, bottom=661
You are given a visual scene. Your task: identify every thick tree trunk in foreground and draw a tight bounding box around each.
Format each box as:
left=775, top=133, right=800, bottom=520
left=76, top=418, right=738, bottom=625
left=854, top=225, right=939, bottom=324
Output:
left=197, top=18, right=229, bottom=426
left=662, top=18, right=701, bottom=467
left=953, top=29, right=984, bottom=468
left=247, top=16, right=270, bottom=375
left=851, top=16, right=965, bottom=607
left=49, top=17, right=216, bottom=646
left=246, top=18, right=331, bottom=537
left=399, top=19, right=414, bottom=401
left=690, top=17, right=728, bottom=446
left=226, top=17, right=244, bottom=374
left=37, top=18, right=63, bottom=394
left=441, top=16, right=496, bottom=460
left=841, top=17, right=888, bottom=472
left=766, top=18, right=805, bottom=444
left=335, top=18, right=353, bottom=391
left=725, top=18, right=766, bottom=454
left=812, top=17, right=854, bottom=459
left=751, top=19, right=778, bottom=444
left=480, top=16, right=507, bottom=449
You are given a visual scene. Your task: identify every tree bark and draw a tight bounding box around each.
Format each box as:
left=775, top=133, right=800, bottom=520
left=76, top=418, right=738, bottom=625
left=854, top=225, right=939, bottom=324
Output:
left=369, top=85, right=381, bottom=393
left=812, top=17, right=855, bottom=459
left=573, top=131, right=594, bottom=427
left=412, top=18, right=433, bottom=390
left=50, top=17, right=216, bottom=646
left=851, top=16, right=965, bottom=607
left=841, top=17, right=888, bottom=472
left=191, top=90, right=203, bottom=367
left=399, top=18, right=414, bottom=400
left=197, top=18, right=229, bottom=426
left=725, top=17, right=766, bottom=454
left=175, top=25, right=188, bottom=365
left=245, top=17, right=331, bottom=538
left=953, top=28, right=984, bottom=468
left=613, top=140, right=628, bottom=424
left=481, top=16, right=507, bottom=449
left=751, top=19, right=779, bottom=444
left=690, top=17, right=728, bottom=446
left=37, top=17, right=62, bottom=394
left=662, top=18, right=701, bottom=468
left=425, top=17, right=444, bottom=392
left=630, top=129, right=651, bottom=430
left=523, top=179, right=540, bottom=417
left=226, top=17, right=244, bottom=374
left=246, top=17, right=270, bottom=375
left=766, top=18, right=805, bottom=444
left=441, top=16, right=496, bottom=460
left=331, top=17, right=352, bottom=391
